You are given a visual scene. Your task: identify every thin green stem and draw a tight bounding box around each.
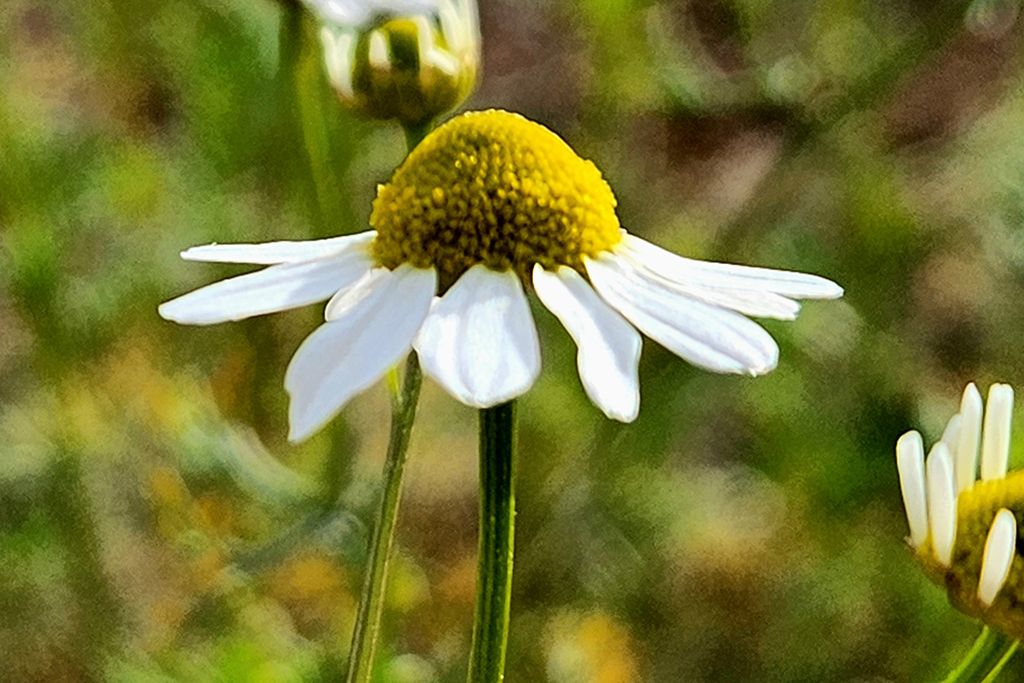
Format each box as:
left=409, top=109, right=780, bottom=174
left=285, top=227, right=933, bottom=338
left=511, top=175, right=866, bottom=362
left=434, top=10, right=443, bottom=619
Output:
left=344, top=354, right=423, bottom=683
left=467, top=401, right=518, bottom=683
left=403, top=118, right=433, bottom=150
left=980, top=641, right=1020, bottom=683
left=342, top=119, right=434, bottom=682
left=942, top=628, right=1018, bottom=683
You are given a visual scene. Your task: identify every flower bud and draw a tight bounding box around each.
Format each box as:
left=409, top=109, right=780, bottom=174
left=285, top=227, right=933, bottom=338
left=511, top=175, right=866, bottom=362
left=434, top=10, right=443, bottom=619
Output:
left=310, top=0, right=480, bottom=126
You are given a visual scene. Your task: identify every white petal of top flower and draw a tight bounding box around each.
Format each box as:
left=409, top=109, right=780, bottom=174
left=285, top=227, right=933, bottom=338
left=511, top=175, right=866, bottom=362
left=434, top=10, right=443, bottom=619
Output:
left=160, top=226, right=839, bottom=441
left=533, top=265, right=641, bottom=422
left=414, top=265, right=541, bottom=409
left=159, top=109, right=842, bottom=442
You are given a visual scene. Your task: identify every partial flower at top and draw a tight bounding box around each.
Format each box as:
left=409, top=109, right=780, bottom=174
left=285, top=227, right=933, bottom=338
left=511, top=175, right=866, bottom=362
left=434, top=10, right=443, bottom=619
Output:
left=896, top=382, right=1024, bottom=638
left=160, top=110, right=843, bottom=442
left=310, top=0, right=441, bottom=27
left=306, top=0, right=480, bottom=125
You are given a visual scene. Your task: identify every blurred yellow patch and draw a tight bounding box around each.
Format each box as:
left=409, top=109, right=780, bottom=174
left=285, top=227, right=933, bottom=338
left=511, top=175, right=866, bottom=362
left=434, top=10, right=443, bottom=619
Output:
left=545, top=611, right=640, bottom=683
left=275, top=554, right=347, bottom=600
left=387, top=554, right=431, bottom=612
left=267, top=553, right=354, bottom=634
left=149, top=466, right=188, bottom=508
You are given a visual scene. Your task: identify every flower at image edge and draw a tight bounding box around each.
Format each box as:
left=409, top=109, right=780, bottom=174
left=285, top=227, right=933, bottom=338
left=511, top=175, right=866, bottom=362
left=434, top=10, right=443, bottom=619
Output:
left=896, top=382, right=1024, bottom=639
left=159, top=109, right=843, bottom=442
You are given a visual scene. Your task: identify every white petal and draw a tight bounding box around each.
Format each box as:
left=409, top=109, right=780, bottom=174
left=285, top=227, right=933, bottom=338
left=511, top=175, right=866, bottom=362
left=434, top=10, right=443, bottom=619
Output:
left=926, top=442, right=957, bottom=567
left=284, top=265, right=436, bottom=442
left=533, top=265, right=641, bottom=422
left=981, top=384, right=1014, bottom=481
left=670, top=287, right=801, bottom=321
left=615, top=246, right=802, bottom=320
left=181, top=231, right=375, bottom=265
left=159, top=248, right=374, bottom=325
left=957, top=383, right=983, bottom=492
left=308, top=0, right=441, bottom=28
left=585, top=252, right=778, bottom=375
left=621, top=234, right=844, bottom=300
left=368, top=30, right=390, bottom=70
left=414, top=265, right=540, bottom=408
left=978, top=509, right=1017, bottom=607
left=321, top=27, right=356, bottom=99
left=942, top=413, right=962, bottom=460
left=896, top=431, right=928, bottom=547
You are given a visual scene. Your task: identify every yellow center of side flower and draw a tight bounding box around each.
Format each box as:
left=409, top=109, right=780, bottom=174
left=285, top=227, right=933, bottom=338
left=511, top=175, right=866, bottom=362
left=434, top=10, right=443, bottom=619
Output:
left=370, top=109, right=622, bottom=286
left=919, top=472, right=1024, bottom=637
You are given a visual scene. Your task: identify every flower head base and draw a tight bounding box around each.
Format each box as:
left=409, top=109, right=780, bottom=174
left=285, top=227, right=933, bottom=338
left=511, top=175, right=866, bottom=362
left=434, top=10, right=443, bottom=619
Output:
left=897, top=383, right=1024, bottom=637
left=159, top=109, right=842, bottom=442
left=315, top=0, right=480, bottom=125
left=371, top=110, right=621, bottom=286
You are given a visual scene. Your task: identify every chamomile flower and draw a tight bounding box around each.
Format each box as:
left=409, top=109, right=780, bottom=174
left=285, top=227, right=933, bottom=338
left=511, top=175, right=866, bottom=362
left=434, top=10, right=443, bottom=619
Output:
left=160, top=109, right=842, bottom=442
left=896, top=382, right=1024, bottom=637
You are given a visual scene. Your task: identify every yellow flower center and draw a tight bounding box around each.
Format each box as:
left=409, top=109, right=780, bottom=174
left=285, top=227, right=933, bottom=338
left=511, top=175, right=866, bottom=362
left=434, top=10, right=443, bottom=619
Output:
left=370, top=109, right=621, bottom=286
left=919, top=472, right=1024, bottom=637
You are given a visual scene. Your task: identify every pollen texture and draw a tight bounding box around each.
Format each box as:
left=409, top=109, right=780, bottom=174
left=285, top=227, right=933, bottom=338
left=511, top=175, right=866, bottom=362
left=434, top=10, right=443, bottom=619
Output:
left=370, top=109, right=621, bottom=286
left=923, top=472, right=1024, bottom=637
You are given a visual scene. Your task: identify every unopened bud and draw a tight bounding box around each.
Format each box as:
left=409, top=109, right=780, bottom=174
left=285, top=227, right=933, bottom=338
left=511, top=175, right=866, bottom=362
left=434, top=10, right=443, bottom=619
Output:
left=310, top=0, right=480, bottom=126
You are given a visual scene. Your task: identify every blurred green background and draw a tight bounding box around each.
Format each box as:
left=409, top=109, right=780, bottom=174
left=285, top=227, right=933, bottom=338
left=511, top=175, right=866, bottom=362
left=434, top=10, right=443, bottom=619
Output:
left=3, top=0, right=1024, bottom=680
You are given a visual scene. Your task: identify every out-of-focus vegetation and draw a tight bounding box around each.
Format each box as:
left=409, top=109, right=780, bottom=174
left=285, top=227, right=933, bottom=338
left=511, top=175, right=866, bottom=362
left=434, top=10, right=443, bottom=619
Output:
left=3, top=0, right=1024, bottom=680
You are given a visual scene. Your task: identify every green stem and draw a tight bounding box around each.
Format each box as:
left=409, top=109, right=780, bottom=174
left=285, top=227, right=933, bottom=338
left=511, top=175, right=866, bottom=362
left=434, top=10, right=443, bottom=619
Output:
left=403, top=118, right=433, bottom=150
left=344, top=354, right=423, bottom=683
left=980, top=641, right=1020, bottom=683
left=467, top=401, right=518, bottom=683
left=343, top=118, right=434, bottom=682
left=942, top=628, right=1018, bottom=683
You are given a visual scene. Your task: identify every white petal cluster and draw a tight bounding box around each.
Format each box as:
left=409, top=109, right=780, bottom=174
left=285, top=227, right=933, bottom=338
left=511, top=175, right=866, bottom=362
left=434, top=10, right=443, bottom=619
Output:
left=896, top=383, right=1017, bottom=606
left=160, top=230, right=841, bottom=442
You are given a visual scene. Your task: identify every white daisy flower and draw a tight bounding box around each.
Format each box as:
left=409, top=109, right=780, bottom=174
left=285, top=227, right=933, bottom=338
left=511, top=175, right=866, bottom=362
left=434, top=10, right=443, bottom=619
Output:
left=160, top=110, right=842, bottom=442
left=896, top=382, right=1024, bottom=636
